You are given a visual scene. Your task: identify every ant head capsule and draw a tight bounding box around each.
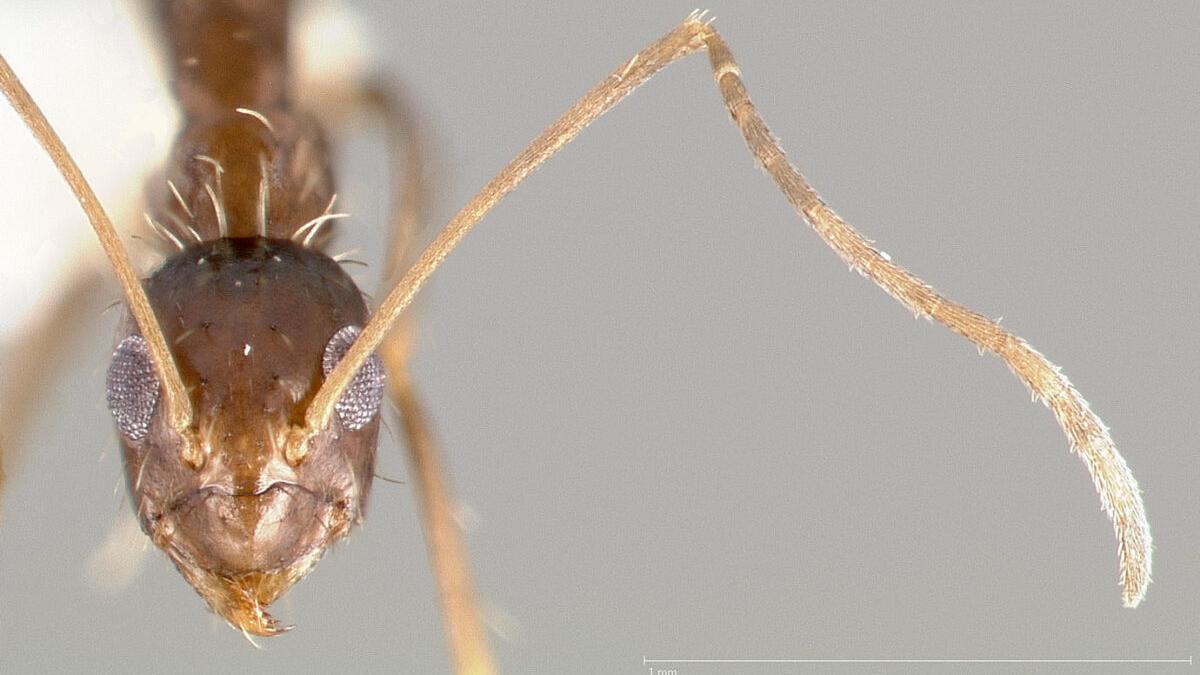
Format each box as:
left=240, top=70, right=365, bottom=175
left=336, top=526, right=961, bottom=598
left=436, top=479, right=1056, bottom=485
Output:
left=116, top=238, right=380, bottom=635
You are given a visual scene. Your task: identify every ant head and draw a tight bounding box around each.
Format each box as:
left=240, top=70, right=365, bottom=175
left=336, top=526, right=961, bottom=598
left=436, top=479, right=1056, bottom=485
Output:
left=107, top=237, right=384, bottom=635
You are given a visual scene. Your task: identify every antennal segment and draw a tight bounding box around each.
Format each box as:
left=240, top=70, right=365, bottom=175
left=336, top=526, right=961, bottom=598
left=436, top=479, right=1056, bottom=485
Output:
left=0, top=53, right=200, bottom=466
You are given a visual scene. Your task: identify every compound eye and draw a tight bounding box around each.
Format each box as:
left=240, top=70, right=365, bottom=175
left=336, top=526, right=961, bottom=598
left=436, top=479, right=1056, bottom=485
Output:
left=322, top=325, right=386, bottom=430
left=105, top=334, right=161, bottom=440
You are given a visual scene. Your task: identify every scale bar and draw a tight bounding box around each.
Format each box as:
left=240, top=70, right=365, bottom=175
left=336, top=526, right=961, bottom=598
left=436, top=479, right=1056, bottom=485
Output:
left=644, top=657, right=1194, bottom=665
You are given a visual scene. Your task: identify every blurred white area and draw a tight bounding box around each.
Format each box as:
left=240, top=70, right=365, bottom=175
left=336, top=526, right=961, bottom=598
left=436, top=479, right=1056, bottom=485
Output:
left=294, top=1, right=373, bottom=98
left=0, top=1, right=380, bottom=341
left=0, top=1, right=175, bottom=339
left=83, top=508, right=149, bottom=594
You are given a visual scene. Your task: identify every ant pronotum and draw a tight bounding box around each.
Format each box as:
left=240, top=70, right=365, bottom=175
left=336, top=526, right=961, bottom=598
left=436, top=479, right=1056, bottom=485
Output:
left=0, top=2, right=1180, bottom=667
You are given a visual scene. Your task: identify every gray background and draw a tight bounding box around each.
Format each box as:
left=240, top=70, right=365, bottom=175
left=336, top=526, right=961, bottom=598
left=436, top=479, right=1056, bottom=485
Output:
left=0, top=2, right=1197, bottom=673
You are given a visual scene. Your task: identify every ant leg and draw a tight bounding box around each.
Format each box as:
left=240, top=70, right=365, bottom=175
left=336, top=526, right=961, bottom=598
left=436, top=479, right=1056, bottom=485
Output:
left=361, top=83, right=495, bottom=674
left=365, top=83, right=430, bottom=283
left=0, top=259, right=105, bottom=516
left=384, top=359, right=495, bottom=675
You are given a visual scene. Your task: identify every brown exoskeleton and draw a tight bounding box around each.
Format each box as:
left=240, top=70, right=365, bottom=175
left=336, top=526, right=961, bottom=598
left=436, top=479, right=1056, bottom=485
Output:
left=103, top=3, right=386, bottom=636
left=0, top=2, right=1154, bottom=673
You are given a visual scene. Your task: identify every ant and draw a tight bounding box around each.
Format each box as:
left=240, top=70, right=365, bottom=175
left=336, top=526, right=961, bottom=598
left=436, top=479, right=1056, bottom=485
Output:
left=0, top=2, right=1161, bottom=667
